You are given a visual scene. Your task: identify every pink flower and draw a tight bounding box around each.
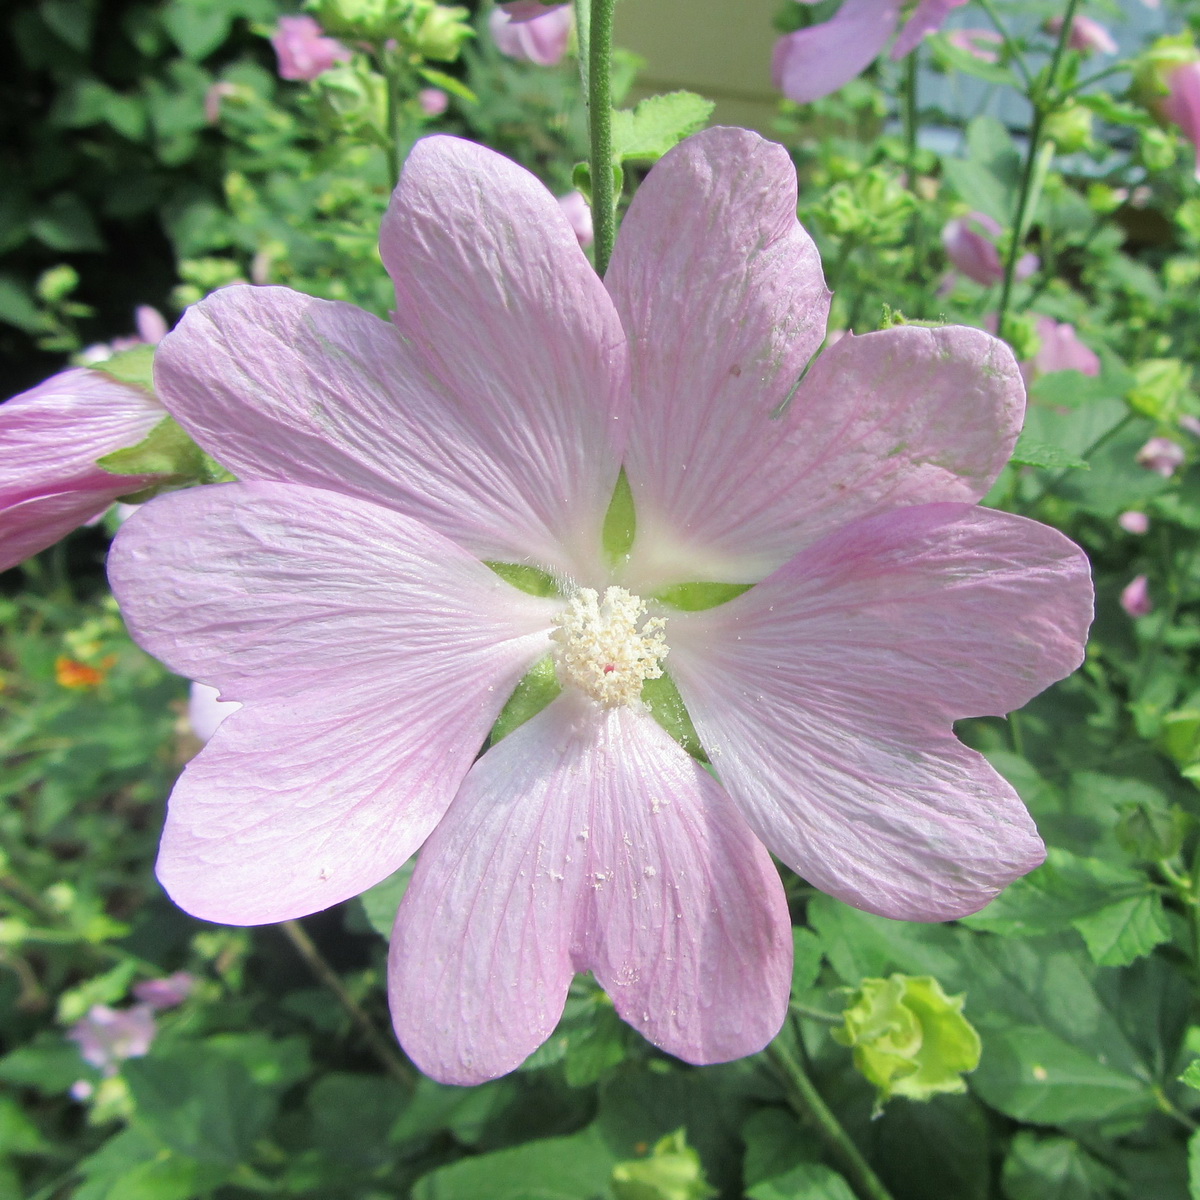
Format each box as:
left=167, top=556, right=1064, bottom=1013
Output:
left=558, top=190, right=594, bottom=248
left=945, top=28, right=1003, bottom=63
left=109, top=129, right=1091, bottom=1084
left=188, top=681, right=242, bottom=742
left=132, top=971, right=195, bottom=1009
left=942, top=212, right=1038, bottom=286
left=773, top=0, right=966, bottom=103
left=489, top=5, right=572, bottom=66
left=1118, top=511, right=1150, bottom=535
left=1164, top=62, right=1200, bottom=182
left=69, top=1004, right=156, bottom=1075
left=205, top=81, right=239, bottom=124
left=1047, top=14, right=1118, bottom=56
left=418, top=88, right=449, bottom=116
left=1026, top=316, right=1101, bottom=380
left=1121, top=574, right=1152, bottom=617
left=270, top=14, right=351, bottom=83
left=0, top=369, right=165, bottom=574
left=499, top=1, right=570, bottom=20
left=1136, top=436, right=1185, bottom=477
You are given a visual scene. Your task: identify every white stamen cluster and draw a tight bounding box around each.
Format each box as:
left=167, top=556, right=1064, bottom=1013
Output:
left=550, top=586, right=667, bottom=707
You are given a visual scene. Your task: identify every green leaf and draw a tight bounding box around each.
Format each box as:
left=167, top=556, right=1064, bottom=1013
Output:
left=791, top=927, right=823, bottom=995
left=1002, top=1131, right=1124, bottom=1200
left=0, top=1032, right=90, bottom=1094
left=1072, top=892, right=1171, bottom=967
left=603, top=468, right=637, bottom=564
left=417, top=66, right=476, bottom=104
left=75, top=1128, right=224, bottom=1200
left=1190, top=1128, right=1200, bottom=1200
left=1180, top=1060, right=1200, bottom=1092
left=747, top=1163, right=856, bottom=1200
left=30, top=193, right=104, bottom=252
left=486, top=561, right=560, bottom=597
left=941, top=116, right=1021, bottom=223
left=310, top=1073, right=409, bottom=1170
left=93, top=344, right=156, bottom=393
left=489, top=655, right=561, bottom=744
left=97, top=417, right=210, bottom=483
left=929, top=35, right=1017, bottom=87
left=0, top=274, right=47, bottom=333
left=1008, top=436, right=1088, bottom=471
left=355, top=860, right=414, bottom=938
left=652, top=582, right=752, bottom=611
left=611, top=92, right=715, bottom=164
left=563, top=1000, right=628, bottom=1088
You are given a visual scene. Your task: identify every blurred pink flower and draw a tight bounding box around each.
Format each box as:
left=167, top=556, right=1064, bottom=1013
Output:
left=69, top=1004, right=156, bottom=1076
left=110, top=129, right=1090, bottom=1084
left=0, top=369, right=165, bottom=573
left=557, top=190, right=593, bottom=248
left=1121, top=574, right=1152, bottom=617
left=418, top=87, right=449, bottom=116
left=132, top=971, right=196, bottom=1010
left=1118, top=511, right=1150, bottom=535
left=1180, top=414, right=1200, bottom=438
left=489, top=4, right=572, bottom=65
left=945, top=28, right=1003, bottom=63
left=499, top=1, right=569, bottom=20
left=1164, top=62, right=1200, bottom=181
left=1047, top=14, right=1118, bottom=56
left=773, top=0, right=966, bottom=103
left=1024, top=316, right=1101, bottom=381
left=188, top=681, right=242, bottom=742
left=271, top=14, right=351, bottom=82
left=1136, top=436, right=1185, bottom=477
left=942, top=212, right=1038, bottom=286
left=204, top=81, right=239, bottom=124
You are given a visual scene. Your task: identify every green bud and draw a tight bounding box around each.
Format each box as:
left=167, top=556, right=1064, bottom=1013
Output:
left=1132, top=35, right=1200, bottom=118
left=36, top=264, right=81, bottom=304
left=312, top=62, right=389, bottom=142
left=405, top=2, right=472, bottom=62
left=611, top=1130, right=717, bottom=1200
left=1044, top=103, right=1094, bottom=155
left=1086, top=183, right=1124, bottom=215
left=1005, top=311, right=1041, bottom=364
left=1116, top=801, right=1191, bottom=862
left=834, top=974, right=982, bottom=1108
left=306, top=0, right=407, bottom=41
left=1140, top=126, right=1178, bottom=172
left=1127, top=357, right=1194, bottom=422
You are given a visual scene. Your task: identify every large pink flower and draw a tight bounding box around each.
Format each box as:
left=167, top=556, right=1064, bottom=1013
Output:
left=108, top=129, right=1092, bottom=1085
left=1165, top=61, right=1200, bottom=182
left=1, top=369, right=165, bottom=573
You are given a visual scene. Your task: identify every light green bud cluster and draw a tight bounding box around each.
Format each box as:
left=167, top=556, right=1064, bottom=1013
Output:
left=818, top=166, right=914, bottom=245
left=611, top=1130, right=717, bottom=1200
left=304, top=0, right=471, bottom=60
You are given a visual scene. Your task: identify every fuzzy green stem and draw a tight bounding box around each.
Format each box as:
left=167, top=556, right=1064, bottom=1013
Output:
left=586, top=0, right=617, bottom=275
left=974, top=0, right=1031, bottom=88
left=766, top=1038, right=896, bottom=1200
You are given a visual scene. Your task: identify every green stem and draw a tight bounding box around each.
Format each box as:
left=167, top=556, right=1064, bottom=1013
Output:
left=766, top=1038, right=896, bottom=1200
left=380, top=46, right=404, bottom=185
left=996, top=0, right=1080, bottom=342
left=903, top=51, right=925, bottom=306
left=586, top=0, right=616, bottom=275
left=281, top=920, right=415, bottom=1087
left=974, top=0, right=1032, bottom=88
left=790, top=1001, right=846, bottom=1025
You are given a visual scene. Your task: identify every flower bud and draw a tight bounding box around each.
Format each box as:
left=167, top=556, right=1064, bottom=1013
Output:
left=1044, top=103, right=1095, bottom=154
left=611, top=1130, right=716, bottom=1200
left=1121, top=574, right=1152, bottom=617
left=406, top=2, right=473, bottom=62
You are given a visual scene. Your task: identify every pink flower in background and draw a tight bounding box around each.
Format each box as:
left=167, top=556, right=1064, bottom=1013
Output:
left=0, top=369, right=165, bottom=574
left=270, top=15, right=351, bottom=82
left=1047, top=14, right=1118, bottom=56
left=132, top=972, right=195, bottom=1010
left=1121, top=574, right=1153, bottom=617
left=489, top=4, right=572, bottom=66
left=69, top=1004, right=156, bottom=1075
left=1180, top=414, right=1200, bottom=438
left=1024, top=316, right=1101, bottom=381
left=188, top=681, right=242, bottom=742
left=1164, top=62, right=1200, bottom=181
left=418, top=87, right=449, bottom=116
left=946, top=28, right=1003, bottom=63
left=1118, top=511, right=1150, bottom=535
left=942, top=212, right=1038, bottom=286
left=110, top=128, right=1091, bottom=1084
left=773, top=0, right=966, bottom=103
left=499, top=0, right=569, bottom=20
left=558, top=190, right=594, bottom=247
left=1136, top=436, right=1185, bottom=477
left=205, top=81, right=239, bottom=124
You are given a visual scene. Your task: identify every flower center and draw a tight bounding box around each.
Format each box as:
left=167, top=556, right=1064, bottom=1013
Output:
left=550, top=586, right=667, bottom=707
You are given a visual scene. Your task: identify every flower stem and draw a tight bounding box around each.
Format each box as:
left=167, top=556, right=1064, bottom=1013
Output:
left=766, top=1037, right=896, bottom=1200
left=280, top=919, right=415, bottom=1087
left=585, top=0, right=617, bottom=275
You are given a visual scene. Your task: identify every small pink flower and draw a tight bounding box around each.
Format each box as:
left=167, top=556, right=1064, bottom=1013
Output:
left=1118, top=511, right=1150, bottom=535
left=204, top=81, right=239, bottom=124
left=1046, top=14, right=1118, bottom=56
left=0, top=369, right=166, bottom=574
left=1136, top=436, right=1185, bottom=477
left=557, top=191, right=593, bottom=248
left=489, top=5, right=572, bottom=66
left=68, top=1004, right=156, bottom=1075
left=135, top=306, right=169, bottom=346
left=270, top=14, right=351, bottom=83
left=1121, top=574, right=1152, bottom=617
left=110, top=129, right=1091, bottom=1085
left=1179, top=414, right=1200, bottom=438
left=499, top=1, right=569, bottom=20
left=1026, top=316, right=1100, bottom=379
left=942, top=212, right=1038, bottom=286
left=132, top=971, right=195, bottom=1010
left=945, top=28, right=1003, bottom=63
left=418, top=88, right=449, bottom=116
left=1164, top=62, right=1200, bottom=182
left=188, top=681, right=241, bottom=742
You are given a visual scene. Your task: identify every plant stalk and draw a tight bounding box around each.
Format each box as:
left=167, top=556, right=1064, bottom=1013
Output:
left=586, top=0, right=617, bottom=275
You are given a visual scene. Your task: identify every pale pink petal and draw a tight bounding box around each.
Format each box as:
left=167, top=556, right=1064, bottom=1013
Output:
left=380, top=135, right=626, bottom=580
left=942, top=213, right=1004, bottom=285
left=1121, top=574, right=1152, bottom=617
left=417, top=87, right=448, bottom=116
left=134, top=306, right=168, bottom=345
left=945, top=28, right=1002, bottom=62
left=1166, top=63, right=1200, bottom=182
left=270, top=14, right=351, bottom=82
left=1136, top=436, right=1184, bottom=477
left=390, top=694, right=792, bottom=1085
left=558, top=190, right=594, bottom=248
left=489, top=5, right=573, bottom=64
left=772, top=0, right=902, bottom=104
left=1047, top=14, right=1118, bottom=56
left=155, top=280, right=615, bottom=578
left=1118, top=511, right=1149, bottom=535
left=132, top=972, right=194, bottom=1009
left=1, top=368, right=164, bottom=572
left=187, top=681, right=240, bottom=742
left=1031, top=316, right=1100, bottom=377
left=108, top=481, right=557, bottom=924
left=500, top=1, right=569, bottom=19
left=667, top=503, right=1092, bottom=921
left=605, top=127, right=831, bottom=586
left=891, top=0, right=968, bottom=60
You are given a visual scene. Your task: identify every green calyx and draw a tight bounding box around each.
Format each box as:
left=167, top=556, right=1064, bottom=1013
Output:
left=611, top=1129, right=716, bottom=1200
left=833, top=974, right=982, bottom=1110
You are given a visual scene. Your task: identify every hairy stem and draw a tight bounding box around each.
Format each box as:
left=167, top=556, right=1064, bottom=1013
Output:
left=586, top=0, right=617, bottom=274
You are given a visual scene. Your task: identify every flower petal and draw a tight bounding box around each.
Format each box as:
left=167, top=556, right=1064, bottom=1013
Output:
left=891, top=0, right=968, bottom=60
left=772, top=0, right=902, bottom=104
left=108, top=481, right=556, bottom=923
left=390, top=694, right=791, bottom=1085
left=605, top=127, right=831, bottom=587
left=155, top=284, right=608, bottom=577
left=668, top=503, right=1093, bottom=921
left=380, top=135, right=629, bottom=581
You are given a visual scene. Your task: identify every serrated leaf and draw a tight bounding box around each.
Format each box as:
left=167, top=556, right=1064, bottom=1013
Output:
left=1072, top=892, right=1171, bottom=967
left=611, top=91, right=714, bottom=164
left=1009, top=436, right=1088, bottom=470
